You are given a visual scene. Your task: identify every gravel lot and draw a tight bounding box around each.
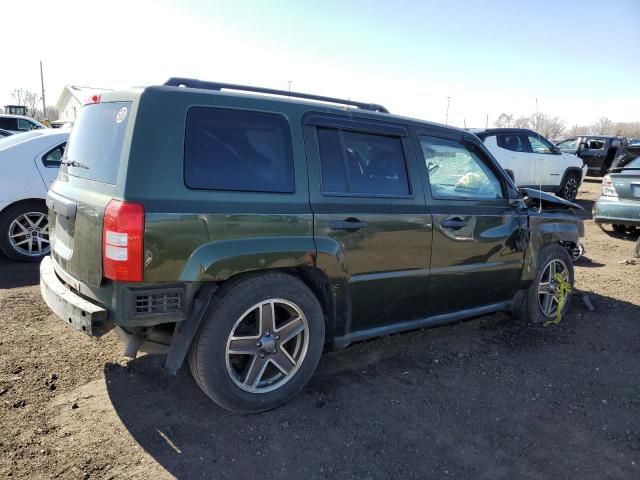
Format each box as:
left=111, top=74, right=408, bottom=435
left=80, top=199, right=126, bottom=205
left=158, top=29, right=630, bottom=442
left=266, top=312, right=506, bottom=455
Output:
left=1, top=179, right=638, bottom=480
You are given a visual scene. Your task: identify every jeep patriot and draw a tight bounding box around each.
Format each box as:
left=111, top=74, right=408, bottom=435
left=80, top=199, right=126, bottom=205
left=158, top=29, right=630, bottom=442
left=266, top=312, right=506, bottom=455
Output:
left=40, top=78, right=584, bottom=413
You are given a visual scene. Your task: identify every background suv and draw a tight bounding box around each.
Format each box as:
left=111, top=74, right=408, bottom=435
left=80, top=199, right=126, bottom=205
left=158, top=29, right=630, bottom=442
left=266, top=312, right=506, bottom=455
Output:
left=40, top=79, right=584, bottom=413
left=473, top=128, right=587, bottom=201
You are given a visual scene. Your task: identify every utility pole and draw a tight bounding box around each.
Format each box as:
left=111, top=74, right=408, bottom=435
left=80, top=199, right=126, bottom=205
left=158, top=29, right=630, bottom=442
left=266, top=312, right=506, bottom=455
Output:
left=39, top=61, right=46, bottom=119
left=288, top=80, right=292, bottom=100
left=445, top=96, right=451, bottom=125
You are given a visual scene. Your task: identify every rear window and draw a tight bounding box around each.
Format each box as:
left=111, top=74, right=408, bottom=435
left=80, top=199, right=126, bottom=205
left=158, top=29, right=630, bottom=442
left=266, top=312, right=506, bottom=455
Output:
left=0, top=117, right=17, bottom=130
left=184, top=107, right=294, bottom=193
left=64, top=102, right=131, bottom=184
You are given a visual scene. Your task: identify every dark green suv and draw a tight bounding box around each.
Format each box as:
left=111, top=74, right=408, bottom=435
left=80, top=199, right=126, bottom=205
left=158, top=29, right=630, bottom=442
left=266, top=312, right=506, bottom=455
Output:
left=40, top=78, right=584, bottom=413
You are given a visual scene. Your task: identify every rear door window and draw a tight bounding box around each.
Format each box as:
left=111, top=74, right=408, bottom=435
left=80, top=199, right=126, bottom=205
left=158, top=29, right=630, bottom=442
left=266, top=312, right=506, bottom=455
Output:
left=497, top=134, right=527, bottom=153
left=184, top=108, right=295, bottom=193
left=316, top=127, right=410, bottom=196
left=64, top=102, right=132, bottom=184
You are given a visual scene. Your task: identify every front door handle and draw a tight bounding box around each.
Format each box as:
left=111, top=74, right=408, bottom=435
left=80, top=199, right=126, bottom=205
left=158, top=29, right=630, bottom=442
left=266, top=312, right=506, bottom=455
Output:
left=441, top=218, right=467, bottom=230
left=330, top=219, right=368, bottom=231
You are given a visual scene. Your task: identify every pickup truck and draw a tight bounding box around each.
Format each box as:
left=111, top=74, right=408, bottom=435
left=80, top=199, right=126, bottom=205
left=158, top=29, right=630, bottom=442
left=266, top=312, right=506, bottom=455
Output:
left=556, top=135, right=627, bottom=176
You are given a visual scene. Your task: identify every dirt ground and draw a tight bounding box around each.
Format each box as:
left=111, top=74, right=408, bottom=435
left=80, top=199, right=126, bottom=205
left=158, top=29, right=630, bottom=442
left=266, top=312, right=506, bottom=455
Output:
left=1, top=179, right=638, bottom=480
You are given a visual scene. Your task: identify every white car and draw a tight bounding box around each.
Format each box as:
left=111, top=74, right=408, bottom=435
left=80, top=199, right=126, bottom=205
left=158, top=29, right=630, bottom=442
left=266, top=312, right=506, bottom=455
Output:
left=472, top=128, right=587, bottom=201
left=0, top=114, right=46, bottom=134
left=0, top=129, right=69, bottom=261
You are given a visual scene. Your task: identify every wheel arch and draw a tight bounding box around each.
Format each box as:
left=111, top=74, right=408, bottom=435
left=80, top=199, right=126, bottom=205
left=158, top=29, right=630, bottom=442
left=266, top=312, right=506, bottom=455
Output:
left=0, top=197, right=47, bottom=218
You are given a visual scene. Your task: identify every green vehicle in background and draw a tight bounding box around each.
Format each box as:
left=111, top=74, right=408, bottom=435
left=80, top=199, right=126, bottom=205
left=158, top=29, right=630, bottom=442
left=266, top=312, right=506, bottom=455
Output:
left=40, top=79, right=584, bottom=413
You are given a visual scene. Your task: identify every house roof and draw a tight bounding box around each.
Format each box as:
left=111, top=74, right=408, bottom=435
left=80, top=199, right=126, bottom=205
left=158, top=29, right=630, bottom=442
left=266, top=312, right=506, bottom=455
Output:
left=55, top=85, right=114, bottom=111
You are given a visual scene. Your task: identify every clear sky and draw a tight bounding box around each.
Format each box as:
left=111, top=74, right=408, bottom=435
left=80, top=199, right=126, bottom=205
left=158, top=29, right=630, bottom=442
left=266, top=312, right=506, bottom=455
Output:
left=2, top=0, right=639, bottom=127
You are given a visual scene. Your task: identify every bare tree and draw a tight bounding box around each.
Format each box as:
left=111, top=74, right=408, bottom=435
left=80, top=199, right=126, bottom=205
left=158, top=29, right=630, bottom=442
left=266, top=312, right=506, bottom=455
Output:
left=592, top=117, right=613, bottom=135
left=10, top=88, right=41, bottom=117
left=11, top=88, right=27, bottom=106
left=494, top=113, right=515, bottom=128
left=513, top=116, right=531, bottom=128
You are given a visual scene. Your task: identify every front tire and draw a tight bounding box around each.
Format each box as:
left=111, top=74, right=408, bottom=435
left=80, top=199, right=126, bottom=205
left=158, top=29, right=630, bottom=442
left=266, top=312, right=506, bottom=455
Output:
left=513, top=244, right=574, bottom=324
left=0, top=201, right=50, bottom=262
left=188, top=272, right=325, bottom=414
left=557, top=172, right=580, bottom=201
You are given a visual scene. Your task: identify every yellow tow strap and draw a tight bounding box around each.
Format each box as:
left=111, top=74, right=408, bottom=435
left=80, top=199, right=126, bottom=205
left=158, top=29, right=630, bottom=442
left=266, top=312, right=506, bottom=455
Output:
left=543, top=273, right=572, bottom=327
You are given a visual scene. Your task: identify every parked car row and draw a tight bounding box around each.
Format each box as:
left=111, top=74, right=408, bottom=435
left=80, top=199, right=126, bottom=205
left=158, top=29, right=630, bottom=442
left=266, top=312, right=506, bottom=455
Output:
left=1, top=79, right=635, bottom=413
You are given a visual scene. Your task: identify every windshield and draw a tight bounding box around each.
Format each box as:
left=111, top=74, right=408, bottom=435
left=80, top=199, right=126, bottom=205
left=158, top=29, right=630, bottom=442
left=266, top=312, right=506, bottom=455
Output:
left=556, top=138, right=578, bottom=149
left=64, top=102, right=131, bottom=184
left=0, top=130, right=46, bottom=151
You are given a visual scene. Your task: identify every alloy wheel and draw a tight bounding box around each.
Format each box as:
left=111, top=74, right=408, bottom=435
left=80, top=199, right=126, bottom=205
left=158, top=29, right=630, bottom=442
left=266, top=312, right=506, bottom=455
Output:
left=225, top=299, right=309, bottom=393
left=537, top=258, right=570, bottom=318
left=563, top=177, right=578, bottom=200
left=8, top=212, right=50, bottom=257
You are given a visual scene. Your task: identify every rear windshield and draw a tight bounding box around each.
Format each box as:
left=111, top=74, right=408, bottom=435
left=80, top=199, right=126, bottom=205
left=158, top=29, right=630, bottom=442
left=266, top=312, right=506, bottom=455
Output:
left=64, top=102, right=131, bottom=184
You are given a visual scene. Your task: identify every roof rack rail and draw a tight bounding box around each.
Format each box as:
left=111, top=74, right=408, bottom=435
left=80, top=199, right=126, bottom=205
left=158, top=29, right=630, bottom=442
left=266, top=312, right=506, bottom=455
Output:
left=164, top=77, right=389, bottom=113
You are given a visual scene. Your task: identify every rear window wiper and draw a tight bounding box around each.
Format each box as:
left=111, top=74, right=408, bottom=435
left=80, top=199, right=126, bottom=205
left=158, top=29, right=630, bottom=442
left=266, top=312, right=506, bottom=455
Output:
left=61, top=159, right=90, bottom=169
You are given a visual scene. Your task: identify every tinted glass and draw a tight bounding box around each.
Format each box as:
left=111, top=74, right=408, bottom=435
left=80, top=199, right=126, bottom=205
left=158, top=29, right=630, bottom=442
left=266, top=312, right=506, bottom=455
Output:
left=587, top=139, right=605, bottom=149
left=528, top=135, right=554, bottom=154
left=64, top=102, right=131, bottom=184
left=185, top=108, right=294, bottom=192
left=421, top=136, right=502, bottom=200
left=42, top=142, right=66, bottom=167
left=497, top=134, right=525, bottom=152
left=317, top=128, right=409, bottom=195
left=0, top=118, right=17, bottom=130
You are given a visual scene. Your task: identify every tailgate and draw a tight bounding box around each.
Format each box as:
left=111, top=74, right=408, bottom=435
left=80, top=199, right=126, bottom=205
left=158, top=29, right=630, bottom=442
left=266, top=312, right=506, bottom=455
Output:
left=47, top=100, right=133, bottom=287
left=48, top=184, right=114, bottom=287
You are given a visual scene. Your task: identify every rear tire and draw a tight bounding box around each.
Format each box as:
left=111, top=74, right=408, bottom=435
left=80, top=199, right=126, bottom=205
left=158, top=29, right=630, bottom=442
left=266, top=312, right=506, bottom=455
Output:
left=557, top=172, right=580, bottom=201
left=188, top=272, right=325, bottom=414
left=0, top=201, right=50, bottom=262
left=512, top=244, right=574, bottom=324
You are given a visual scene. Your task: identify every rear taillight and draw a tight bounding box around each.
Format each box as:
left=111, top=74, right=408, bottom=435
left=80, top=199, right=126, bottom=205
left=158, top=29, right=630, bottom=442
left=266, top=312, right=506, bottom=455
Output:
left=103, top=200, right=144, bottom=282
left=601, top=174, right=618, bottom=198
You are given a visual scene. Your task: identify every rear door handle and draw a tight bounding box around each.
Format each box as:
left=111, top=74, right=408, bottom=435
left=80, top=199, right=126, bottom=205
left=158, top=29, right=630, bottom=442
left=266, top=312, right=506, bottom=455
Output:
left=330, top=219, right=368, bottom=231
left=441, top=218, right=467, bottom=230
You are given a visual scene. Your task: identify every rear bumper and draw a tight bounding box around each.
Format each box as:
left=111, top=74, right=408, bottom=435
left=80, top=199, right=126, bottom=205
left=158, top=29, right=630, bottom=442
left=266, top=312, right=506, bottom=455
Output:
left=593, top=197, right=640, bottom=225
left=40, top=256, right=113, bottom=337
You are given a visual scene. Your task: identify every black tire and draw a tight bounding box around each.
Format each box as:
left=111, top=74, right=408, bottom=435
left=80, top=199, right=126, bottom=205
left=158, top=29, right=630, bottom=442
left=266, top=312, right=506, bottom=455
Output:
left=188, top=272, right=325, bottom=414
left=512, top=244, right=574, bottom=324
left=557, top=172, right=580, bottom=201
left=0, top=201, right=49, bottom=262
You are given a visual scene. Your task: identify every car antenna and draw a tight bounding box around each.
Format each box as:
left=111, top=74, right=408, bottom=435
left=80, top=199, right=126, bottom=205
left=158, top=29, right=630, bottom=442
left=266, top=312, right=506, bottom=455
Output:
left=536, top=97, right=542, bottom=213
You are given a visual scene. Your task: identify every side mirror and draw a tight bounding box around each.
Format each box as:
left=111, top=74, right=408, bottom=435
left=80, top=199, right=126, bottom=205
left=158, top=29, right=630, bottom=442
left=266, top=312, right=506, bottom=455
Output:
left=579, top=142, right=589, bottom=150
left=505, top=169, right=515, bottom=183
